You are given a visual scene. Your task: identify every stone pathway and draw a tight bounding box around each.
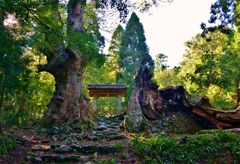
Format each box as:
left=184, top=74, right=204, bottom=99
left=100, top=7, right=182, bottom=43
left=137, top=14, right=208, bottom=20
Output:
left=24, top=115, right=129, bottom=163
left=22, top=112, right=193, bottom=163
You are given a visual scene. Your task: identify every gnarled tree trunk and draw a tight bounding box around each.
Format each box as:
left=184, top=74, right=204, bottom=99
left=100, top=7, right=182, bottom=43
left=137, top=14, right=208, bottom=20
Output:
left=124, top=67, right=159, bottom=132
left=38, top=0, right=91, bottom=127
left=125, top=67, right=240, bottom=133
left=38, top=49, right=91, bottom=127
left=124, top=67, right=144, bottom=132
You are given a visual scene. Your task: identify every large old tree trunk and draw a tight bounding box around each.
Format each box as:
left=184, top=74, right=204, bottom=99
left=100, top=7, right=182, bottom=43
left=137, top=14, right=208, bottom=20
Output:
left=124, top=67, right=144, bottom=132
left=125, top=67, right=240, bottom=133
left=124, top=67, right=159, bottom=132
left=39, top=1, right=91, bottom=127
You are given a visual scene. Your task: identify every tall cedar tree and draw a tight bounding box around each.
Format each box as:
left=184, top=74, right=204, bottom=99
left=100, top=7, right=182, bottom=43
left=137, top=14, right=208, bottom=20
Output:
left=119, top=12, right=153, bottom=103
left=108, top=25, right=124, bottom=83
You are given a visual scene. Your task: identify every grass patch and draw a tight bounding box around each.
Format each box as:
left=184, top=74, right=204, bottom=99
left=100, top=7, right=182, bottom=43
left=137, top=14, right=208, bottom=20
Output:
left=132, top=130, right=240, bottom=163
left=96, top=158, right=116, bottom=164
left=0, top=134, right=17, bottom=156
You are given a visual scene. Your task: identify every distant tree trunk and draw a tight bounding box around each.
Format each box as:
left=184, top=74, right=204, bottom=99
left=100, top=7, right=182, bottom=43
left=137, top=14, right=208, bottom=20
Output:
left=0, top=5, right=6, bottom=133
left=235, top=82, right=239, bottom=108
left=38, top=0, right=91, bottom=127
left=0, top=71, right=7, bottom=133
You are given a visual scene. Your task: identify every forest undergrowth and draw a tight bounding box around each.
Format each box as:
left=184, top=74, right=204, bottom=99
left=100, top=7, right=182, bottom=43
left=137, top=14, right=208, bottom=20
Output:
left=0, top=121, right=240, bottom=164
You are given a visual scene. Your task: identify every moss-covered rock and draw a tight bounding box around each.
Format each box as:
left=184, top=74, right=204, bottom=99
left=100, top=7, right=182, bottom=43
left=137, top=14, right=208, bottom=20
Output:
left=165, top=112, right=202, bottom=134
left=124, top=115, right=143, bottom=132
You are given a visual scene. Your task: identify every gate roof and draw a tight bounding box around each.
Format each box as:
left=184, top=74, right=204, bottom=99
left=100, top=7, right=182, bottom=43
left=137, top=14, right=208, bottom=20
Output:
left=88, top=84, right=127, bottom=97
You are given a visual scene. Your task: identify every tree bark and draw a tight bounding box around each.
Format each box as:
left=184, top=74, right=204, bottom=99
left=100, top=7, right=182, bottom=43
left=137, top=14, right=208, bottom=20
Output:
left=124, top=67, right=144, bottom=132
left=124, top=67, right=160, bottom=132
left=38, top=0, right=91, bottom=127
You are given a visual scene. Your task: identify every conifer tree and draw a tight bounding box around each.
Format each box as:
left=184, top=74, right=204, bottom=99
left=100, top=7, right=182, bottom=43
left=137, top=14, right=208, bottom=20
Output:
left=119, top=12, right=153, bottom=103
left=108, top=25, right=124, bottom=83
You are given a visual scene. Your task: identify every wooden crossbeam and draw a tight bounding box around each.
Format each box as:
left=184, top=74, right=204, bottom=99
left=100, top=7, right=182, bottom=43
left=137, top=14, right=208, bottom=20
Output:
left=87, top=84, right=127, bottom=113
left=88, top=89, right=126, bottom=97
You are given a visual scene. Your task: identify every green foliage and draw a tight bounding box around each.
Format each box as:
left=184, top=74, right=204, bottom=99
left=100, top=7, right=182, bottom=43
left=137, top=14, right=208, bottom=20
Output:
left=0, top=3, right=56, bottom=125
left=119, top=12, right=153, bottom=71
left=108, top=25, right=124, bottom=83
left=1, top=0, right=239, bottom=129
left=154, top=53, right=169, bottom=71
left=188, top=0, right=240, bottom=108
left=115, top=143, right=122, bottom=151
left=1, top=54, right=55, bottom=126
left=0, top=134, right=17, bottom=156
left=67, top=27, right=106, bottom=66
left=154, top=68, right=182, bottom=89
left=118, top=12, right=153, bottom=106
left=96, top=159, right=116, bottom=164
left=0, top=11, right=33, bottom=127
left=153, top=54, right=182, bottom=89
left=0, top=0, right=108, bottom=127
left=83, top=22, right=122, bottom=115
left=84, top=60, right=121, bottom=115
left=179, top=29, right=239, bottom=108
left=85, top=14, right=153, bottom=114
left=205, top=85, right=234, bottom=108
left=109, top=25, right=124, bottom=55
left=119, top=151, right=127, bottom=159
left=132, top=130, right=240, bottom=163
left=85, top=3, right=105, bottom=49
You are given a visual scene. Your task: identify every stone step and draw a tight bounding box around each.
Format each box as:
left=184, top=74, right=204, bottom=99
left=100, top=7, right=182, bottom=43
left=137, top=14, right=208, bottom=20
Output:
left=32, top=143, right=121, bottom=154
left=25, top=155, right=90, bottom=163
left=27, top=116, right=126, bottom=163
left=26, top=143, right=124, bottom=163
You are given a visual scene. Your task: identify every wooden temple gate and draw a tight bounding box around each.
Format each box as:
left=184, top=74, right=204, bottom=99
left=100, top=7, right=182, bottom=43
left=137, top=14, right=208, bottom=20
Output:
left=87, top=84, right=127, bottom=114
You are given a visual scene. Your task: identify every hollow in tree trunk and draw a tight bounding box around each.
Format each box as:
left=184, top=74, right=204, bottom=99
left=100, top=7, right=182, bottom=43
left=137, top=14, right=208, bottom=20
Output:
left=38, top=49, right=91, bottom=127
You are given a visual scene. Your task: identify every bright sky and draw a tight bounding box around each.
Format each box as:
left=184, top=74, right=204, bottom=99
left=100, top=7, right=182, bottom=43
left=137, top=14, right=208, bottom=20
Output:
left=102, top=0, right=217, bottom=68
left=135, top=0, right=216, bottom=68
